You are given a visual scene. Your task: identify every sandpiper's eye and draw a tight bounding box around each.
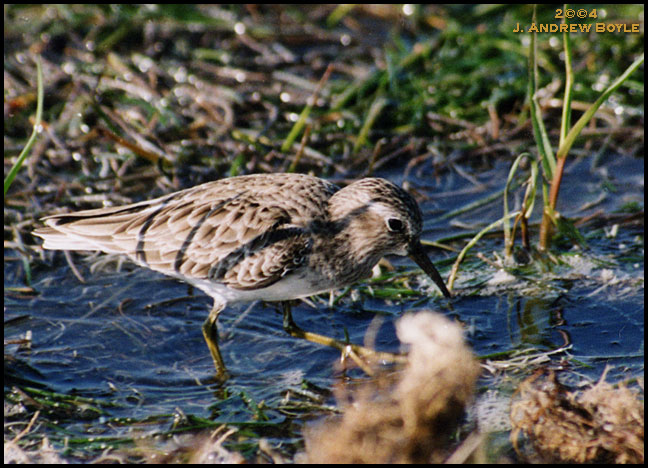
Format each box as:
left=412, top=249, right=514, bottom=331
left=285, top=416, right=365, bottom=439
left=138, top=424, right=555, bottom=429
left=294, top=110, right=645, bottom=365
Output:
left=386, top=218, right=405, bottom=232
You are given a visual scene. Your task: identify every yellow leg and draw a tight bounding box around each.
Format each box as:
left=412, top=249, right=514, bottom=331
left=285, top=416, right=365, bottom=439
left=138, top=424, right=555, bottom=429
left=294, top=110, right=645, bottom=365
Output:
left=202, top=302, right=229, bottom=379
left=281, top=302, right=407, bottom=371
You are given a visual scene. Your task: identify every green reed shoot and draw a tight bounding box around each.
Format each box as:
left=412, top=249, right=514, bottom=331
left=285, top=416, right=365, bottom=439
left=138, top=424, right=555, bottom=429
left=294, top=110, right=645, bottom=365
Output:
left=525, top=5, right=643, bottom=252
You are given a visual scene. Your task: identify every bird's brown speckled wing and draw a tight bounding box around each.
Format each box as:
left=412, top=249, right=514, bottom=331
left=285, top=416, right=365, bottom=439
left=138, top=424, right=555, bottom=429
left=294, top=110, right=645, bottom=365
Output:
left=34, top=174, right=338, bottom=290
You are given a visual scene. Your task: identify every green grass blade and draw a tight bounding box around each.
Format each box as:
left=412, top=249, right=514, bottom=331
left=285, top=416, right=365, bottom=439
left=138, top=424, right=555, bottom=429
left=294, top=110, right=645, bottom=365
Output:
left=559, top=5, right=573, bottom=147
left=528, top=6, right=555, bottom=179
left=353, top=95, right=387, bottom=154
left=5, top=57, right=44, bottom=196
left=448, top=211, right=520, bottom=291
left=556, top=52, right=644, bottom=161
left=281, top=99, right=314, bottom=153
left=504, top=152, right=530, bottom=258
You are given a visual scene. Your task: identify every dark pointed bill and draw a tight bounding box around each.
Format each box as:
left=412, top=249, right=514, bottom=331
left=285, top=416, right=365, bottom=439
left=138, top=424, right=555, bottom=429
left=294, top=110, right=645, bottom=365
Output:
left=408, top=241, right=452, bottom=298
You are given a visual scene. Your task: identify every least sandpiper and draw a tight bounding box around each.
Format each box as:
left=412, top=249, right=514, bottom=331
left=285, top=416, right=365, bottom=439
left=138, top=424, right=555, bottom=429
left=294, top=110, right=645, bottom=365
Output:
left=34, top=173, right=451, bottom=376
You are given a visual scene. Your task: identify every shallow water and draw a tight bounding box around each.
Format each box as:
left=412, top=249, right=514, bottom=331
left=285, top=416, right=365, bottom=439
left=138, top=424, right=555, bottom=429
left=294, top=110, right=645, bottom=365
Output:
left=5, top=152, right=644, bottom=456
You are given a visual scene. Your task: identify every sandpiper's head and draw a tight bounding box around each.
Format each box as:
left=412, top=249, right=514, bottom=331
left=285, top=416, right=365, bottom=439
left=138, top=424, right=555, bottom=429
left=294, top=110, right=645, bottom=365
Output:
left=329, top=178, right=451, bottom=298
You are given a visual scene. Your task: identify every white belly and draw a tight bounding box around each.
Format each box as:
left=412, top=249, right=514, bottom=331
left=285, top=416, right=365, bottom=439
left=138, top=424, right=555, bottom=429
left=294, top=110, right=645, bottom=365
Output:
left=185, top=268, right=336, bottom=305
